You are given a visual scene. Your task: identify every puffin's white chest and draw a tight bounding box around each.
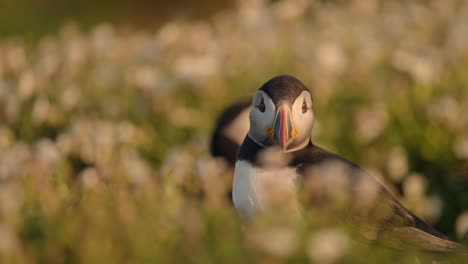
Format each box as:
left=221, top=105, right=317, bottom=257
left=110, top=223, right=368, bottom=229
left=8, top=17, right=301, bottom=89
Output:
left=232, top=160, right=300, bottom=217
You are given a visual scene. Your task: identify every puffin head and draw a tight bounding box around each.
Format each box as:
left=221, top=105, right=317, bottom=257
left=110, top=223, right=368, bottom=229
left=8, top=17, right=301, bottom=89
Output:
left=248, top=75, right=314, bottom=152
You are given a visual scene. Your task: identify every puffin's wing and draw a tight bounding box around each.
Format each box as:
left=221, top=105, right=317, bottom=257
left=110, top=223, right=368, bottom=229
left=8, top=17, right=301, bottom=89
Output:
left=210, top=100, right=252, bottom=166
left=294, top=144, right=465, bottom=253
left=379, top=227, right=464, bottom=252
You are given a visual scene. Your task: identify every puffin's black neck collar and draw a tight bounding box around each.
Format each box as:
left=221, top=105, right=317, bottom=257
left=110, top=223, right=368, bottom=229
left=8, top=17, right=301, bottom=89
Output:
left=237, top=136, right=264, bottom=164
left=237, top=136, right=313, bottom=167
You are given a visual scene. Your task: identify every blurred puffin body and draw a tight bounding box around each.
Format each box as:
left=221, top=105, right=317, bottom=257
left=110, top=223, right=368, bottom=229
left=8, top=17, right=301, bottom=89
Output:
left=231, top=75, right=464, bottom=253
left=210, top=100, right=251, bottom=167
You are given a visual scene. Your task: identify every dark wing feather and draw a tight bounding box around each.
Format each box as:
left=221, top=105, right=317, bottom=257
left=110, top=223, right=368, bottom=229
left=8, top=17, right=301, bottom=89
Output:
left=210, top=100, right=251, bottom=166
left=293, top=143, right=465, bottom=253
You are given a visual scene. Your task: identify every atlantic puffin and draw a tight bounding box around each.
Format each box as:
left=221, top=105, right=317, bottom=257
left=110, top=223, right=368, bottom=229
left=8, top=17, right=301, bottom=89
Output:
left=232, top=75, right=464, bottom=253
left=210, top=99, right=251, bottom=167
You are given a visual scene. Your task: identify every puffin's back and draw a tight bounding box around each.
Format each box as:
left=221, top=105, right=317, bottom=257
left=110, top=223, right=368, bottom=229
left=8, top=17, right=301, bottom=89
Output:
left=210, top=99, right=251, bottom=166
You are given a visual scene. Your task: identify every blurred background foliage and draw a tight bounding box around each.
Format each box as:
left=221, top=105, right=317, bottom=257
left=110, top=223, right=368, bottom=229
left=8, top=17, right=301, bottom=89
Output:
left=0, top=0, right=468, bottom=263
left=0, top=0, right=232, bottom=38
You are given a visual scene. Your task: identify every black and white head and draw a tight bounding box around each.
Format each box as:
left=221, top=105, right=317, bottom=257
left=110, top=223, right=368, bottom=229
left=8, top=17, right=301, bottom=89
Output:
left=248, top=75, right=314, bottom=152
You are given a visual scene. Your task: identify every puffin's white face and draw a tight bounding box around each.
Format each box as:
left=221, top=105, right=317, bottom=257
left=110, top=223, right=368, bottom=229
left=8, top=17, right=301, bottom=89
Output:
left=248, top=90, right=314, bottom=152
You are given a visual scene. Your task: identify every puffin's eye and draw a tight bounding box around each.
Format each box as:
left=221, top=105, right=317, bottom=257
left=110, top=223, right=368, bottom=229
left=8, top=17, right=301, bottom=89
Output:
left=257, top=98, right=266, bottom=112
left=302, top=97, right=308, bottom=113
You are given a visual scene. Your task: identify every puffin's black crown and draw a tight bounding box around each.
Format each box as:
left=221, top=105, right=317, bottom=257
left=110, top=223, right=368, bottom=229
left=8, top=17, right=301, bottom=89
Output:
left=259, top=75, right=310, bottom=104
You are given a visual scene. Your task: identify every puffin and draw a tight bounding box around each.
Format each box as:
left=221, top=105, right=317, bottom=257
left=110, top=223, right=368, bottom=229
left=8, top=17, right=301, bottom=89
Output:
left=232, top=75, right=464, bottom=253
left=210, top=99, right=252, bottom=167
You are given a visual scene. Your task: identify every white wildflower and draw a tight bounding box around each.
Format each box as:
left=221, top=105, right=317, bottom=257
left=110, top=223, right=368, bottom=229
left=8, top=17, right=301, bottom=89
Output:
left=306, top=229, right=349, bottom=264
left=247, top=226, right=298, bottom=257
left=386, top=147, right=409, bottom=182
left=403, top=173, right=427, bottom=199
left=456, top=211, right=468, bottom=240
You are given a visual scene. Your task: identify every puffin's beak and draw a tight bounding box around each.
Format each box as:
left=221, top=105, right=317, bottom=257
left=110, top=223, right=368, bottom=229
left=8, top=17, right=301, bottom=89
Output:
left=273, top=103, right=293, bottom=151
